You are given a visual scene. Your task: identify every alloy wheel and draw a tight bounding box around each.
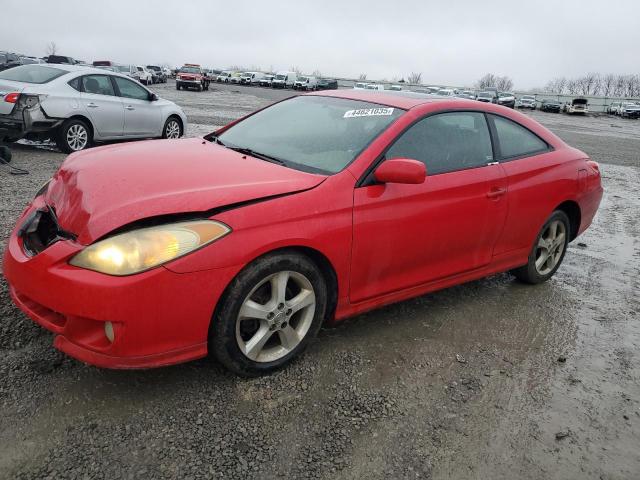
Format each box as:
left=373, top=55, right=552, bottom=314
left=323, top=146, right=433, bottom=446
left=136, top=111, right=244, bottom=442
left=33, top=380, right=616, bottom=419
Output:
left=66, top=124, right=88, bottom=151
left=165, top=120, right=181, bottom=139
left=235, top=271, right=316, bottom=363
left=535, top=220, right=566, bottom=275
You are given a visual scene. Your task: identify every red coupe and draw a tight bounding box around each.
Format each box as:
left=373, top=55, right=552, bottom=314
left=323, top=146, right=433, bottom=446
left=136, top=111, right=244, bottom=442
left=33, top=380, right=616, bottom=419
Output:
left=3, top=91, right=603, bottom=375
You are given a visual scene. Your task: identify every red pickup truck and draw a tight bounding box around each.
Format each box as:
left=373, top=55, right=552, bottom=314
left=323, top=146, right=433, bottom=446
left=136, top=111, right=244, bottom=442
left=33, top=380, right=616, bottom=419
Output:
left=176, top=64, right=210, bottom=91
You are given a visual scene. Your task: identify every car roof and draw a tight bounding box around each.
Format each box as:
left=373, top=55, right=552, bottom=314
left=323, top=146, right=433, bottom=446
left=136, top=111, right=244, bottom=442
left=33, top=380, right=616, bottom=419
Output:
left=306, top=89, right=480, bottom=110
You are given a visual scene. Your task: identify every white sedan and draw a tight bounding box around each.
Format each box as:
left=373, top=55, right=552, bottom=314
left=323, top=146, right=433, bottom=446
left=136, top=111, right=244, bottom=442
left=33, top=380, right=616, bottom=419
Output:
left=0, top=64, right=187, bottom=152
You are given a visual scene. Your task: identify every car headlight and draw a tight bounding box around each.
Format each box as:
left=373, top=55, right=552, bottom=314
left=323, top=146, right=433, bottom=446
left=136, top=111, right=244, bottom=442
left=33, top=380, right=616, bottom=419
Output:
left=69, top=220, right=230, bottom=276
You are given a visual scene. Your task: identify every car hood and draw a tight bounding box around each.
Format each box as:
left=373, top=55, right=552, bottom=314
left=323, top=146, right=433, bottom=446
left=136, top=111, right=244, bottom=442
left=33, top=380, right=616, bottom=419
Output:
left=45, top=138, right=326, bottom=244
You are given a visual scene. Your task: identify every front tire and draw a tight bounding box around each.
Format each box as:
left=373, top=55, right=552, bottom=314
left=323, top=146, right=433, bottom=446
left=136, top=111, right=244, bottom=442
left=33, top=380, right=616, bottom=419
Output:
left=211, top=251, right=328, bottom=376
left=512, top=210, right=570, bottom=284
left=162, top=116, right=182, bottom=139
left=56, top=118, right=91, bottom=153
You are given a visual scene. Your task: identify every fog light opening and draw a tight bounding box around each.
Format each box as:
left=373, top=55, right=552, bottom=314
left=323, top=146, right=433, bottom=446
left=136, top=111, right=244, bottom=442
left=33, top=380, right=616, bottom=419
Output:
left=104, top=321, right=115, bottom=343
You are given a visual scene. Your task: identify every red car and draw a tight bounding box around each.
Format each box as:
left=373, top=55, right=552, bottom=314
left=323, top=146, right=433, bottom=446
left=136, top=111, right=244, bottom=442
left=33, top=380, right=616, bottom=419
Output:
left=3, top=91, right=603, bottom=375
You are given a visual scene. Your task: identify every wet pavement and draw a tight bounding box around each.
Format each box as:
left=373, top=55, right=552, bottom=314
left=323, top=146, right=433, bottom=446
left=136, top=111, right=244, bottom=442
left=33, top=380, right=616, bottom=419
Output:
left=0, top=81, right=638, bottom=479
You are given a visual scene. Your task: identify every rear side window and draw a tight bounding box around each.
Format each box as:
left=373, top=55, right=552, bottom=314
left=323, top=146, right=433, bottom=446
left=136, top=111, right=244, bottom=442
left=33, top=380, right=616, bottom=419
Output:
left=81, top=75, right=115, bottom=96
left=386, top=112, right=494, bottom=175
left=0, top=65, right=66, bottom=84
left=68, top=77, right=81, bottom=91
left=490, top=115, right=549, bottom=159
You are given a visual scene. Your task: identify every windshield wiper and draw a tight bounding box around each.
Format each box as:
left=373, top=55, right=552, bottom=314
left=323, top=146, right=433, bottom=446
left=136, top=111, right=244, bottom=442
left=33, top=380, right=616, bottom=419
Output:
left=226, top=146, right=286, bottom=166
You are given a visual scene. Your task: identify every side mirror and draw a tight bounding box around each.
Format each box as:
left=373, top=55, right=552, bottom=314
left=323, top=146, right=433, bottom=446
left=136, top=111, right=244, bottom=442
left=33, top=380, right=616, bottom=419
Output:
left=374, top=158, right=426, bottom=185
left=149, top=93, right=158, bottom=101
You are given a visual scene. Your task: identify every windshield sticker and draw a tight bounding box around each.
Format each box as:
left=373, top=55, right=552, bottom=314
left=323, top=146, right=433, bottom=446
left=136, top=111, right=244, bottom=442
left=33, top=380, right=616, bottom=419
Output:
left=344, top=107, right=394, bottom=118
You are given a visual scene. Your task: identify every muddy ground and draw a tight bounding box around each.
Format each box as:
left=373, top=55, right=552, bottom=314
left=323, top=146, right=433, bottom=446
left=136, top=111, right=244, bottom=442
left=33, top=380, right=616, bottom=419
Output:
left=0, top=81, right=638, bottom=480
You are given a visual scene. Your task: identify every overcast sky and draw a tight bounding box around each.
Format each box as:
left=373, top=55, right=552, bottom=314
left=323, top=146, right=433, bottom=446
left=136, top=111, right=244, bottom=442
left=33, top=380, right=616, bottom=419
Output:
left=3, top=0, right=639, bottom=89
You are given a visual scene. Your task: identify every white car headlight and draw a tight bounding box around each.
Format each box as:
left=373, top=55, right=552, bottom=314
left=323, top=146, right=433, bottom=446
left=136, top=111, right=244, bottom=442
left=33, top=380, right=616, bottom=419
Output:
left=70, top=220, right=230, bottom=276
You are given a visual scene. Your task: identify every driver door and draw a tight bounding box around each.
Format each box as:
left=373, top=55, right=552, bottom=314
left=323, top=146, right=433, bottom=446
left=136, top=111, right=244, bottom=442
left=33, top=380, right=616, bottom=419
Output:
left=350, top=111, right=508, bottom=303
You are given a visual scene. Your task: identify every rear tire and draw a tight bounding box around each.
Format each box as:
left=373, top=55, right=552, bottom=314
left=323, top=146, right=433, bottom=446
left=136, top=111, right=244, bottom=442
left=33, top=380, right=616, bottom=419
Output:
left=55, top=118, right=92, bottom=153
left=210, top=251, right=327, bottom=376
left=512, top=210, right=570, bottom=284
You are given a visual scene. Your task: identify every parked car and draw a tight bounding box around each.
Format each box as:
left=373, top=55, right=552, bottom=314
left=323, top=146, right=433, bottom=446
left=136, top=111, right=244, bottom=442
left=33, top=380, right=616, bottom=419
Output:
left=518, top=95, right=536, bottom=109
left=271, top=71, right=297, bottom=88
left=476, top=91, right=497, bottom=103
left=619, top=102, right=640, bottom=118
left=353, top=82, right=368, bottom=90
left=365, top=84, right=384, bottom=91
left=497, top=92, right=516, bottom=108
left=216, top=71, right=233, bottom=83
left=258, top=74, right=275, bottom=87
left=0, top=64, right=187, bottom=152
left=0, top=51, right=21, bottom=72
left=136, top=66, right=153, bottom=85
left=46, top=55, right=76, bottom=65
left=460, top=90, right=476, bottom=100
left=229, top=72, right=243, bottom=84
left=540, top=99, right=561, bottom=113
left=147, top=65, right=167, bottom=84
left=606, top=101, right=622, bottom=115
left=176, top=64, right=210, bottom=91
left=437, top=88, right=455, bottom=96
left=388, top=85, right=403, bottom=91
left=563, top=98, right=588, bottom=114
left=293, top=75, right=318, bottom=91
left=240, top=71, right=266, bottom=85
left=3, top=91, right=602, bottom=375
left=114, top=64, right=139, bottom=81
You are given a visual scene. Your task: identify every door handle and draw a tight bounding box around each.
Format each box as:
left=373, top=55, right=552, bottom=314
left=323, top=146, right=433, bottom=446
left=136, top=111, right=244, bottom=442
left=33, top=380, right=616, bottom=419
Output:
left=486, top=187, right=507, bottom=199
left=125, top=105, right=135, bottom=111
left=86, top=103, right=98, bottom=108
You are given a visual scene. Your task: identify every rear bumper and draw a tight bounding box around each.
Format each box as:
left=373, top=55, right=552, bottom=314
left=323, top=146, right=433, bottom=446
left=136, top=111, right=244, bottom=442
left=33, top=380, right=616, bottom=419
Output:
left=3, top=202, right=240, bottom=369
left=0, top=106, right=62, bottom=138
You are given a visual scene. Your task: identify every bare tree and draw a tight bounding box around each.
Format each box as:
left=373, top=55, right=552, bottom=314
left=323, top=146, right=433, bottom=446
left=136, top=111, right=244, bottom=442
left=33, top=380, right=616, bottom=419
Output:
left=407, top=72, right=422, bottom=84
left=312, top=69, right=322, bottom=78
left=45, top=41, right=57, bottom=56
left=614, top=75, right=626, bottom=97
left=476, top=73, right=497, bottom=90
left=358, top=73, right=368, bottom=81
left=495, top=76, right=514, bottom=91
left=289, top=66, right=303, bottom=75
left=601, top=74, right=615, bottom=97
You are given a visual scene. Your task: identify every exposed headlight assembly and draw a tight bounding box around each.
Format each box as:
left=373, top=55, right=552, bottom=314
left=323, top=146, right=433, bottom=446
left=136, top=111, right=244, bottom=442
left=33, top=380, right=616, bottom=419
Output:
left=70, top=220, right=230, bottom=276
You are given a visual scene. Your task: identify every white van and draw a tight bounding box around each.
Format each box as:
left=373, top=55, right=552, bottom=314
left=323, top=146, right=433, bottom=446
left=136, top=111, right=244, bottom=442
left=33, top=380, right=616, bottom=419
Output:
left=240, top=71, right=266, bottom=85
left=272, top=71, right=297, bottom=89
left=216, top=71, right=233, bottom=83
left=293, top=75, right=318, bottom=91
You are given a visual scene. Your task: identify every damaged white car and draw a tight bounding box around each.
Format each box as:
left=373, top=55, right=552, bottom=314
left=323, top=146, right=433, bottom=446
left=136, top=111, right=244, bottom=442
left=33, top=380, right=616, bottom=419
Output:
left=0, top=64, right=187, bottom=152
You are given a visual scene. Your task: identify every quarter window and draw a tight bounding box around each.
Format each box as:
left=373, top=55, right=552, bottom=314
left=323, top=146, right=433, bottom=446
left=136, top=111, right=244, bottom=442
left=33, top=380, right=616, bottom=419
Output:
left=113, top=76, right=150, bottom=101
left=386, top=112, right=493, bottom=175
left=490, top=115, right=548, bottom=159
left=81, top=75, right=115, bottom=96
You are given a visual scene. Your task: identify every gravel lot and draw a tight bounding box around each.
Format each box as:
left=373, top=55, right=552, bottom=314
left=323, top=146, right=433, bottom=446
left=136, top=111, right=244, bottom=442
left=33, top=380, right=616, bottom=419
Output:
left=1, top=81, right=638, bottom=480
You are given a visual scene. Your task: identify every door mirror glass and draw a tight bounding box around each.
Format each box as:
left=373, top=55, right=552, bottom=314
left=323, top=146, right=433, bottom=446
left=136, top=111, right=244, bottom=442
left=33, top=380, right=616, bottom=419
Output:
left=374, top=158, right=426, bottom=184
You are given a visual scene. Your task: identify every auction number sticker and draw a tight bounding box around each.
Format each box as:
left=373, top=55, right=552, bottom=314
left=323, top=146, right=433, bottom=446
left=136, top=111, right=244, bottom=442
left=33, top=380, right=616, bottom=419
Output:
left=344, top=107, right=394, bottom=118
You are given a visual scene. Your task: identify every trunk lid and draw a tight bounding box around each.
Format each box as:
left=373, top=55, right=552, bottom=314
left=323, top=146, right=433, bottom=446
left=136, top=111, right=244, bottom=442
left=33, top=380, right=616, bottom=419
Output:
left=45, top=138, right=326, bottom=244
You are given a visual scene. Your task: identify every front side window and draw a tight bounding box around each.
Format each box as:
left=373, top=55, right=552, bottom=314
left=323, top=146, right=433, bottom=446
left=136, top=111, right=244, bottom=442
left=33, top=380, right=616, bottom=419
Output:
left=386, top=112, right=493, bottom=175
left=0, top=65, right=66, bottom=84
left=216, top=96, right=404, bottom=174
left=113, top=76, right=150, bottom=101
left=490, top=115, right=548, bottom=159
left=81, top=75, right=115, bottom=96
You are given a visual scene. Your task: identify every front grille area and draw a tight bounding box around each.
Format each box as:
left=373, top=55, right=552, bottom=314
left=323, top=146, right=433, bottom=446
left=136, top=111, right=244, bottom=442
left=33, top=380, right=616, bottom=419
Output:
left=19, top=207, right=75, bottom=256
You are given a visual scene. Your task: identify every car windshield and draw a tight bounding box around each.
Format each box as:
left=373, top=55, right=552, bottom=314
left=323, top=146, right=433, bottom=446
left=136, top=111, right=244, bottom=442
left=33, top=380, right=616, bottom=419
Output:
left=478, top=92, right=492, bottom=98
left=522, top=96, right=534, bottom=100
left=215, top=96, right=404, bottom=174
left=116, top=65, right=130, bottom=72
left=0, top=65, right=66, bottom=84
left=275, top=74, right=286, bottom=80
left=147, top=66, right=160, bottom=71
left=298, top=76, right=308, bottom=82
left=181, top=67, right=200, bottom=73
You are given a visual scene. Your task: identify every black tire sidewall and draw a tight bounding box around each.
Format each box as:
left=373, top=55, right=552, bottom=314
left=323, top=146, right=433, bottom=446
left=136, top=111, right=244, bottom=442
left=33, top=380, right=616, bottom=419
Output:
left=56, top=118, right=91, bottom=154
left=515, top=210, right=570, bottom=284
left=211, top=252, right=328, bottom=376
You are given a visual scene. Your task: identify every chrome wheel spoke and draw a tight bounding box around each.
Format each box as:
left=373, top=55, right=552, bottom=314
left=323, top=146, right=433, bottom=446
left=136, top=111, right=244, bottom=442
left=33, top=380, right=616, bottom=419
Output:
left=287, top=289, right=315, bottom=315
left=535, top=249, right=549, bottom=270
left=243, top=324, right=273, bottom=360
left=278, top=325, right=300, bottom=351
left=239, top=300, right=270, bottom=320
left=270, top=271, right=289, bottom=305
